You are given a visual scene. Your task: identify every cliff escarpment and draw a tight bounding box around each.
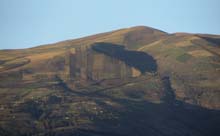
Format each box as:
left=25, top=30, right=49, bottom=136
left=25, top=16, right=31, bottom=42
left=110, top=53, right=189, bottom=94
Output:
left=68, top=43, right=156, bottom=81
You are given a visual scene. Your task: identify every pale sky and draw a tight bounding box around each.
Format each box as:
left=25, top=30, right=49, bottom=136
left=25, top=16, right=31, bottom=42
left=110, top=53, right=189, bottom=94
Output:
left=0, top=0, right=220, bottom=49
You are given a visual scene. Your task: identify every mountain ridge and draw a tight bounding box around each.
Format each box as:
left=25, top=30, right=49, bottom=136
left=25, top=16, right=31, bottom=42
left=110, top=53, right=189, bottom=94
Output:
left=0, top=26, right=220, bottom=136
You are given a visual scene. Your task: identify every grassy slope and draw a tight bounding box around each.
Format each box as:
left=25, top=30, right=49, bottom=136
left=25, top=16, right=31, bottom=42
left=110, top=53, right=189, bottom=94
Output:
left=0, top=26, right=167, bottom=74
left=139, top=34, right=220, bottom=109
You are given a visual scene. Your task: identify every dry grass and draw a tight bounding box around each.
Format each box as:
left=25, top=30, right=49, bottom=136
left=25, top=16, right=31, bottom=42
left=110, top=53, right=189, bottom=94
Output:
left=188, top=50, right=213, bottom=57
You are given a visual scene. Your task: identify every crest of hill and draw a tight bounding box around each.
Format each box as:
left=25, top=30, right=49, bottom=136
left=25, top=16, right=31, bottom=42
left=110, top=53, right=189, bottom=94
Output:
left=0, top=26, right=167, bottom=73
left=30, top=26, right=168, bottom=51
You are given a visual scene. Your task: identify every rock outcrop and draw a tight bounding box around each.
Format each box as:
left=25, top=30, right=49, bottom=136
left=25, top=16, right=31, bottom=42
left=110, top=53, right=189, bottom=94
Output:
left=68, top=44, right=142, bottom=81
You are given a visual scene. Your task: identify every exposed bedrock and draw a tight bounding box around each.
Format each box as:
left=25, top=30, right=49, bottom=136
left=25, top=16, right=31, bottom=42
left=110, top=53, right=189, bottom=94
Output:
left=68, top=43, right=157, bottom=81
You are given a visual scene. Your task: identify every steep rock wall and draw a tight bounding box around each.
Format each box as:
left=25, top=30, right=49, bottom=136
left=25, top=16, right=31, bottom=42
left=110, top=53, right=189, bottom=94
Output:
left=68, top=45, right=141, bottom=81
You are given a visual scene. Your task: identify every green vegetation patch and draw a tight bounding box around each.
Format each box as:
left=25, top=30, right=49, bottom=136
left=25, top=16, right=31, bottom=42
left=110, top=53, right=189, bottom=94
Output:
left=193, top=62, right=213, bottom=71
left=176, top=53, right=192, bottom=62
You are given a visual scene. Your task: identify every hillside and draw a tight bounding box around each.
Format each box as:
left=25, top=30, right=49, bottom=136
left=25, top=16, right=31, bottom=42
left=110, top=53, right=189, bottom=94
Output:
left=139, top=33, right=220, bottom=109
left=0, top=26, right=220, bottom=136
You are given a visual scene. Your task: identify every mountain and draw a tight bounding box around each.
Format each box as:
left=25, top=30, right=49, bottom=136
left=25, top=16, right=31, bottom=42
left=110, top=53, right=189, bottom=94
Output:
left=0, top=26, right=219, bottom=136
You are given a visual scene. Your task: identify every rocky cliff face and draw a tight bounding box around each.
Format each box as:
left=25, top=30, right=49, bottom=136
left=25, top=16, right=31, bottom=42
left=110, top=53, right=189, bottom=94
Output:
left=68, top=44, right=141, bottom=81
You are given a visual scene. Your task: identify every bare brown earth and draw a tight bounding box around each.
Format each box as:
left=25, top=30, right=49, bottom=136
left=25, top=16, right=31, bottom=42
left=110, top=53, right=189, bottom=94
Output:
left=0, top=26, right=219, bottom=136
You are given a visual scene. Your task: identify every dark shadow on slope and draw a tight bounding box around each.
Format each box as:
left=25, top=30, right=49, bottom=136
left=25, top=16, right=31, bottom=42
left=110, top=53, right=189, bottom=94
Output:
left=49, top=76, right=220, bottom=136
left=1, top=77, right=220, bottom=136
left=161, top=76, right=176, bottom=104
left=91, top=42, right=157, bottom=73
left=47, top=77, right=220, bottom=136
left=54, top=75, right=85, bottom=96
left=198, top=36, right=220, bottom=47
left=44, top=91, right=220, bottom=136
left=80, top=94, right=220, bottom=136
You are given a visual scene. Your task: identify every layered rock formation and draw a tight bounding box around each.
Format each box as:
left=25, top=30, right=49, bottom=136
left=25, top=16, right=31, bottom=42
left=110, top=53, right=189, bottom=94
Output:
left=68, top=44, right=141, bottom=81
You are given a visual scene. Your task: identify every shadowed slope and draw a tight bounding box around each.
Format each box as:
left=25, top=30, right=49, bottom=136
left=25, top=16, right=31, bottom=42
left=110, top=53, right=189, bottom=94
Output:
left=0, top=75, right=219, bottom=136
left=92, top=42, right=157, bottom=73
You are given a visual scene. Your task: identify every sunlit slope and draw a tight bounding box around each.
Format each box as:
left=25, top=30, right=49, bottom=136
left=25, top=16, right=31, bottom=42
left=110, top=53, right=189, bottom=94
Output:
left=139, top=33, right=220, bottom=109
left=0, top=26, right=167, bottom=74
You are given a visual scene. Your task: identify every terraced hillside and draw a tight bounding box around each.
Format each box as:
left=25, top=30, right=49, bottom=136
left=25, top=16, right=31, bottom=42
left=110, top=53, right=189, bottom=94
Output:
left=0, top=26, right=219, bottom=136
